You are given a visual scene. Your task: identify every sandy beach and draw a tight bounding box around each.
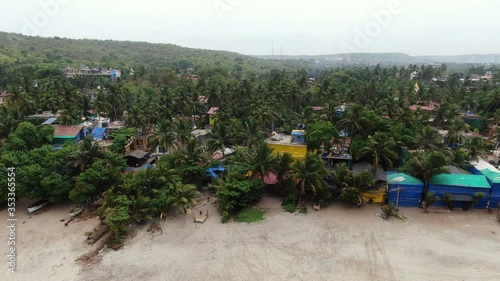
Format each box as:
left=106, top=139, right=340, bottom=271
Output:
left=2, top=196, right=500, bottom=281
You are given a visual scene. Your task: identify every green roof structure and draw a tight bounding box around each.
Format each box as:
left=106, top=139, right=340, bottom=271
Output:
left=469, top=159, right=500, bottom=184
left=430, top=174, right=491, bottom=189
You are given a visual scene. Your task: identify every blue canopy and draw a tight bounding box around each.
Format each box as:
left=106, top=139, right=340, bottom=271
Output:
left=91, top=127, right=106, bottom=141
left=206, top=166, right=226, bottom=179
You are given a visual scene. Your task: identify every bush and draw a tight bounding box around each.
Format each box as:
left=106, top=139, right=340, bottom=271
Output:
left=282, top=190, right=299, bottom=206
left=471, top=192, right=485, bottom=209
left=283, top=203, right=296, bottom=213
left=443, top=193, right=454, bottom=210
left=340, top=188, right=361, bottom=206
left=216, top=179, right=265, bottom=223
left=381, top=204, right=402, bottom=220
left=423, top=192, right=440, bottom=213
left=221, top=211, right=230, bottom=223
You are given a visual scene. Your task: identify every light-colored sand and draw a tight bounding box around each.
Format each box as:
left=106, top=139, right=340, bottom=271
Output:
left=2, top=197, right=500, bottom=281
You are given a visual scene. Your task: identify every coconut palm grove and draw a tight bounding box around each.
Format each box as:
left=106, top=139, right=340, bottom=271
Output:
left=1, top=32, right=500, bottom=249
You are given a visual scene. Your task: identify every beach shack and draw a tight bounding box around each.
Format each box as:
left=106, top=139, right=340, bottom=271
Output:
left=428, top=174, right=491, bottom=209
left=352, top=162, right=387, bottom=204
left=468, top=159, right=500, bottom=207
left=387, top=173, right=424, bottom=208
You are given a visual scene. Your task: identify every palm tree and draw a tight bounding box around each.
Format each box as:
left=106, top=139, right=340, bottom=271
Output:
left=423, top=192, right=440, bottom=213
left=108, top=82, right=126, bottom=121
left=149, top=121, right=178, bottom=154
left=292, top=153, right=329, bottom=198
left=445, top=118, right=467, bottom=146
left=274, top=152, right=293, bottom=186
left=6, top=85, right=34, bottom=118
left=401, top=151, right=449, bottom=202
left=207, top=123, right=235, bottom=154
left=252, top=104, right=278, bottom=131
left=341, top=170, right=376, bottom=206
left=237, top=121, right=266, bottom=149
left=125, top=106, right=148, bottom=131
left=356, top=133, right=398, bottom=173
left=174, top=137, right=206, bottom=166
left=93, top=92, right=112, bottom=118
left=336, top=104, right=370, bottom=138
left=415, top=127, right=442, bottom=151
left=250, top=143, right=277, bottom=181
left=167, top=183, right=200, bottom=214
left=463, top=137, right=492, bottom=161
left=67, top=136, right=107, bottom=172
left=128, top=191, right=154, bottom=223
left=173, top=118, right=193, bottom=145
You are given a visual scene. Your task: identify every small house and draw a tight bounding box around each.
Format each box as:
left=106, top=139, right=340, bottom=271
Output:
left=52, top=125, right=84, bottom=146
left=265, top=133, right=307, bottom=160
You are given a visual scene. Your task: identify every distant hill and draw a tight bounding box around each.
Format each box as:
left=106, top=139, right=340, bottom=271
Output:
left=0, top=31, right=286, bottom=72
left=255, top=52, right=500, bottom=65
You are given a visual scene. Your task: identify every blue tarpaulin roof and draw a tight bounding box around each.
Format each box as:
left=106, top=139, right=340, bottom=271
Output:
left=42, top=117, right=58, bottom=125
left=91, top=127, right=106, bottom=141
left=206, top=166, right=225, bottom=179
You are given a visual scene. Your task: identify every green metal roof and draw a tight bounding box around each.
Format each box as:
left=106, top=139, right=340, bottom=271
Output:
left=430, top=174, right=491, bottom=189
left=387, top=173, right=424, bottom=185
left=481, top=170, right=500, bottom=184
left=470, top=160, right=500, bottom=184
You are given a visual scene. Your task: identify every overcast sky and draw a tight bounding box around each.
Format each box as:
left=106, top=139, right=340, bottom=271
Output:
left=0, top=0, right=499, bottom=56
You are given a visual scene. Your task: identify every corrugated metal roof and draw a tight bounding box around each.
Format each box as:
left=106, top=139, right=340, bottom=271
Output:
left=52, top=125, right=83, bottom=137
left=430, top=174, right=491, bottom=189
left=42, top=117, right=58, bottom=125
left=126, top=150, right=149, bottom=159
left=470, top=159, right=500, bottom=183
left=387, top=173, right=424, bottom=185
left=353, top=162, right=387, bottom=182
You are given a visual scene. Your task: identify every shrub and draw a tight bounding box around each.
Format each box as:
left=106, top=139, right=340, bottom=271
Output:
left=423, top=192, right=440, bottom=213
left=471, top=192, right=485, bottom=209
left=443, top=193, right=454, bottom=210
left=381, top=204, right=402, bottom=220
left=283, top=203, right=296, bottom=213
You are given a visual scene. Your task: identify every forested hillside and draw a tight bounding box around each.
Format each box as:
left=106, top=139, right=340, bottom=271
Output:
left=0, top=32, right=313, bottom=89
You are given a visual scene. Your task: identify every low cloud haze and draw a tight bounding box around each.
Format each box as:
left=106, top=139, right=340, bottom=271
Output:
left=1, top=0, right=498, bottom=56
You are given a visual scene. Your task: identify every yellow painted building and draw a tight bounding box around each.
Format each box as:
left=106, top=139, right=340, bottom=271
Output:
left=361, top=189, right=386, bottom=204
left=265, top=134, right=307, bottom=160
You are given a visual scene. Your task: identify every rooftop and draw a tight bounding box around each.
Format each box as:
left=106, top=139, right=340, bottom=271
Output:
left=430, top=173, right=491, bottom=189
left=265, top=134, right=306, bottom=146
left=387, top=173, right=424, bottom=186
left=208, top=107, right=219, bottom=115
left=52, top=125, right=83, bottom=137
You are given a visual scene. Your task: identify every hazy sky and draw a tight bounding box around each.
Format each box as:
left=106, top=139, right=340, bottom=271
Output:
left=1, top=0, right=499, bottom=56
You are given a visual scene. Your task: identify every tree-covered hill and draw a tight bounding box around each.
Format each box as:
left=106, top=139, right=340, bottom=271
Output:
left=0, top=31, right=315, bottom=87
